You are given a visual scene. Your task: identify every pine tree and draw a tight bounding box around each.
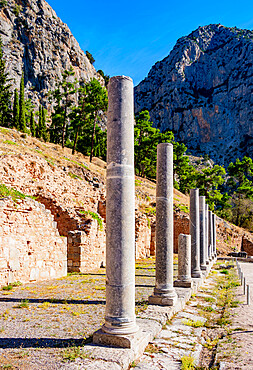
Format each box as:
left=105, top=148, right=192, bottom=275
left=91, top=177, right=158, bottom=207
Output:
left=13, top=88, right=19, bottom=129
left=30, top=110, right=35, bottom=137
left=18, top=73, right=26, bottom=132
left=0, top=37, right=12, bottom=127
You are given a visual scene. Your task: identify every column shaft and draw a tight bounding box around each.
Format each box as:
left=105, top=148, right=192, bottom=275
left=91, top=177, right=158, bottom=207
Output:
left=199, top=196, right=207, bottom=270
left=208, top=210, right=214, bottom=260
left=212, top=213, right=217, bottom=258
left=190, top=189, right=202, bottom=278
left=205, top=204, right=210, bottom=264
left=149, top=143, right=177, bottom=305
left=103, top=76, right=138, bottom=335
left=174, top=234, right=192, bottom=288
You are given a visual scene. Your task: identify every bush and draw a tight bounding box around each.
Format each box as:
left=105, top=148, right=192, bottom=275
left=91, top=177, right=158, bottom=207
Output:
left=13, top=4, right=21, bottom=16
left=0, top=0, right=7, bottom=9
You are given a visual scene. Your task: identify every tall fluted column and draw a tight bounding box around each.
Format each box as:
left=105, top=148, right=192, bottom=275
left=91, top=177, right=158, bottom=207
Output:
left=149, top=143, right=177, bottom=306
left=190, top=189, right=202, bottom=278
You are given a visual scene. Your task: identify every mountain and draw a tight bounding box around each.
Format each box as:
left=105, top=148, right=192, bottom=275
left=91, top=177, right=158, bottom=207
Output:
left=134, top=24, right=253, bottom=166
left=0, top=0, right=102, bottom=107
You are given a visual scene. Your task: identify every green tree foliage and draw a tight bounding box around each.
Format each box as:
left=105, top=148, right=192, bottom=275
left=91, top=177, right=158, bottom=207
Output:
left=86, top=50, right=95, bottom=65
left=97, top=70, right=110, bottom=86
left=227, top=156, right=253, bottom=227
left=134, top=110, right=174, bottom=178
left=25, top=98, right=34, bottom=124
left=36, top=105, right=48, bottom=141
left=69, top=83, right=91, bottom=155
left=84, top=79, right=108, bottom=162
left=0, top=0, right=7, bottom=9
left=0, top=37, right=12, bottom=127
left=12, top=88, right=19, bottom=129
left=30, top=110, right=35, bottom=137
left=67, top=81, right=107, bottom=160
left=49, top=67, right=77, bottom=147
left=173, top=142, right=197, bottom=193
left=18, top=73, right=26, bottom=132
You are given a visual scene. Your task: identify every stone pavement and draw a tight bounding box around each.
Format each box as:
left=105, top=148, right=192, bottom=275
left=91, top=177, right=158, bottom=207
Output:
left=78, top=265, right=215, bottom=369
left=217, top=259, right=253, bottom=369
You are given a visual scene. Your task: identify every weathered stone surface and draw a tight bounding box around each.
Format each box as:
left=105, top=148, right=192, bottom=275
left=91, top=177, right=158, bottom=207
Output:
left=174, top=233, right=192, bottom=288
left=0, top=0, right=102, bottom=109
left=242, top=236, right=253, bottom=256
left=0, top=197, right=67, bottom=286
left=199, top=196, right=207, bottom=270
left=134, top=24, right=253, bottom=165
left=190, top=189, right=202, bottom=278
left=149, top=143, right=177, bottom=306
left=100, top=76, right=138, bottom=336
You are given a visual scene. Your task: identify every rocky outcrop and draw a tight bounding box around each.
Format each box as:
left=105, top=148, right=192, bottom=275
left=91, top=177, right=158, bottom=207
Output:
left=0, top=0, right=102, bottom=107
left=134, top=24, right=253, bottom=166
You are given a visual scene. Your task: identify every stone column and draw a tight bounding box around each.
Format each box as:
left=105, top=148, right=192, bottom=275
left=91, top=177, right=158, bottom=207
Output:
left=149, top=143, right=177, bottom=306
left=99, top=76, right=138, bottom=336
left=205, top=204, right=210, bottom=264
left=208, top=210, right=214, bottom=260
left=174, top=234, right=193, bottom=288
left=212, top=213, right=217, bottom=258
left=190, top=189, right=202, bottom=278
left=199, top=196, right=207, bottom=271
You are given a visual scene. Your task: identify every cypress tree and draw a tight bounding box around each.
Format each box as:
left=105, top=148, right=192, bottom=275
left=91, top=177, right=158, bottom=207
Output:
left=18, top=73, right=26, bottom=132
left=41, top=107, right=48, bottom=141
left=36, top=105, right=42, bottom=138
left=30, top=110, right=35, bottom=137
left=13, top=88, right=19, bottom=129
left=0, top=36, right=12, bottom=127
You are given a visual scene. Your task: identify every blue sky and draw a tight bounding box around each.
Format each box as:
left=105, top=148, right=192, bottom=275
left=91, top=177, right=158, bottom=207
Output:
left=47, top=0, right=253, bottom=86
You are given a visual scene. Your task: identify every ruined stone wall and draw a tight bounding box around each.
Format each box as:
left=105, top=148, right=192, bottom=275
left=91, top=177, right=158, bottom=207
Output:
left=216, top=218, right=243, bottom=254
left=173, top=213, right=250, bottom=255
left=242, top=236, right=253, bottom=256
left=0, top=197, right=67, bottom=287
left=174, top=213, right=190, bottom=253
left=135, top=213, right=151, bottom=259
left=67, top=221, right=106, bottom=272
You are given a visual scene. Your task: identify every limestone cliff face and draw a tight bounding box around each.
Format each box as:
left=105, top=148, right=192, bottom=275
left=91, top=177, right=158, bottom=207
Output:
left=0, top=0, right=101, bottom=107
left=134, top=24, right=253, bottom=166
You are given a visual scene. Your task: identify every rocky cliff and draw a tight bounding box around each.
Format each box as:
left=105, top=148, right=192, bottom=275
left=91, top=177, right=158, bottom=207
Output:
left=134, top=24, right=253, bottom=166
left=0, top=0, right=101, bottom=107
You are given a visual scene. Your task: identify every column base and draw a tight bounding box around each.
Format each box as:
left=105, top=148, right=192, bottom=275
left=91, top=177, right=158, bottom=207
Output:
left=148, top=293, right=178, bottom=306
left=191, top=270, right=202, bottom=278
left=93, top=328, right=141, bottom=349
left=200, top=264, right=207, bottom=271
left=174, top=280, right=193, bottom=288
left=101, top=321, right=139, bottom=336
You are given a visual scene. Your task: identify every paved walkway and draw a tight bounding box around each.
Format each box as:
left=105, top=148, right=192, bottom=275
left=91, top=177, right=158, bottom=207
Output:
left=217, top=260, right=253, bottom=369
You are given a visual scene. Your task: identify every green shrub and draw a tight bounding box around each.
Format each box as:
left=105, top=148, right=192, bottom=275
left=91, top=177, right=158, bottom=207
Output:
left=0, top=0, right=7, bottom=9
left=79, top=210, right=103, bottom=230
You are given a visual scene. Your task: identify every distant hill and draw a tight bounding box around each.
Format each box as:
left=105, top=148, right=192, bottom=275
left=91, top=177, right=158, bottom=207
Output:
left=134, top=24, right=253, bottom=166
left=0, top=0, right=102, bottom=108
